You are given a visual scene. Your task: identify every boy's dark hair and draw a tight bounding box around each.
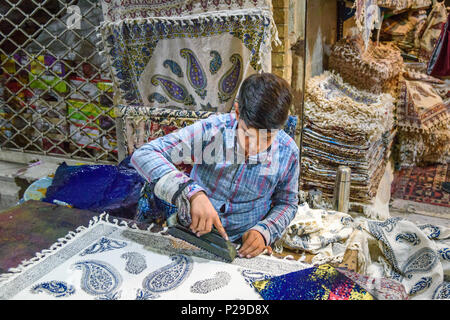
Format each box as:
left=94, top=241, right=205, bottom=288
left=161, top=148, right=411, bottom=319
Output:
left=237, top=72, right=292, bottom=130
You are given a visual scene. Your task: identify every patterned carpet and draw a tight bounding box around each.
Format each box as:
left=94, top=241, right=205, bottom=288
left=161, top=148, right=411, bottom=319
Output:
left=390, top=163, right=450, bottom=216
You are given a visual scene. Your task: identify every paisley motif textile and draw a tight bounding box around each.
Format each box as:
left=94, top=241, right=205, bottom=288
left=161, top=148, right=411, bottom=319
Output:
left=98, top=0, right=278, bottom=110
left=300, top=72, right=396, bottom=212
left=0, top=213, right=310, bottom=300
left=329, top=36, right=404, bottom=96
left=376, top=0, right=431, bottom=10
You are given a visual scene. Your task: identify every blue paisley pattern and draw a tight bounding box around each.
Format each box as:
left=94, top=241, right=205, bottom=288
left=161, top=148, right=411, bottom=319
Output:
left=378, top=217, right=403, bottom=232
left=102, top=16, right=271, bottom=105
left=180, top=48, right=207, bottom=99
left=209, top=50, right=222, bottom=75
left=163, top=59, right=183, bottom=78
left=97, top=291, right=121, bottom=300
left=395, top=233, right=421, bottom=246
left=402, top=248, right=439, bottom=279
left=409, top=277, right=433, bottom=296
left=142, top=254, right=193, bottom=293
left=151, top=74, right=196, bottom=106
left=121, top=252, right=147, bottom=275
left=73, top=260, right=122, bottom=297
left=218, top=53, right=243, bottom=103
left=148, top=92, right=169, bottom=103
left=80, top=237, right=128, bottom=256
left=31, top=281, right=75, bottom=298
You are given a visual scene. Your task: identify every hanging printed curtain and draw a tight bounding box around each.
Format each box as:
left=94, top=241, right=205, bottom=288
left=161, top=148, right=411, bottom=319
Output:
left=98, top=0, right=279, bottom=112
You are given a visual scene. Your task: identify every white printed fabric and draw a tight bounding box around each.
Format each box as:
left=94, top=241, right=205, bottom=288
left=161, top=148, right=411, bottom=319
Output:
left=279, top=203, right=450, bottom=300
left=0, top=214, right=309, bottom=300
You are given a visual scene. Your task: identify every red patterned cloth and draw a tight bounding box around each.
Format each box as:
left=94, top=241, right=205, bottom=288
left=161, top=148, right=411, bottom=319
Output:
left=391, top=163, right=450, bottom=208
left=427, top=13, right=450, bottom=78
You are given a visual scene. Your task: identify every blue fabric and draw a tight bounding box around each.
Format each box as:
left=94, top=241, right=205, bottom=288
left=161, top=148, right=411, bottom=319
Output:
left=43, top=157, right=145, bottom=219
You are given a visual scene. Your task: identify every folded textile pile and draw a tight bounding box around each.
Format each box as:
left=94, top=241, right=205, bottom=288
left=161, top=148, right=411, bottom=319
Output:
left=301, top=71, right=395, bottom=212
left=395, top=70, right=450, bottom=166
left=329, top=36, right=404, bottom=96
left=380, top=10, right=428, bottom=56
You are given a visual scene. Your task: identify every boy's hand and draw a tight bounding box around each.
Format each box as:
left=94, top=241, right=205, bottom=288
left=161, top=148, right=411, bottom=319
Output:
left=238, top=230, right=271, bottom=258
left=189, top=191, right=228, bottom=240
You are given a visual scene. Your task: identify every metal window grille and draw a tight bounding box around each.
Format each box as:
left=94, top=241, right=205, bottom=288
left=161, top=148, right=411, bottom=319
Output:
left=0, top=0, right=118, bottom=164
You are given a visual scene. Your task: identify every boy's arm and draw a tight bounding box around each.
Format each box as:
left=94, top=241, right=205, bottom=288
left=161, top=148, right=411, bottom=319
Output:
left=130, top=115, right=228, bottom=240
left=250, top=151, right=299, bottom=246
left=130, top=118, right=206, bottom=200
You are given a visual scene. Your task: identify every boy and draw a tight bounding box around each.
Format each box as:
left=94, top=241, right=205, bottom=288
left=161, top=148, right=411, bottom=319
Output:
left=131, top=72, right=299, bottom=258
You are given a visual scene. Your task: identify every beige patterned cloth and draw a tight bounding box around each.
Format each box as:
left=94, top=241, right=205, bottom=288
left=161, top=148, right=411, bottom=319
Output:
left=396, top=69, right=450, bottom=167
left=277, top=203, right=450, bottom=300
left=98, top=0, right=278, bottom=109
left=377, top=0, right=431, bottom=10
left=396, top=124, right=450, bottom=166
left=397, top=78, right=449, bottom=132
left=329, top=36, right=404, bottom=96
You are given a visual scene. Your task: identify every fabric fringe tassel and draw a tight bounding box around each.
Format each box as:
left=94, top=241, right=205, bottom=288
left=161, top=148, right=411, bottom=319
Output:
left=0, top=213, right=165, bottom=286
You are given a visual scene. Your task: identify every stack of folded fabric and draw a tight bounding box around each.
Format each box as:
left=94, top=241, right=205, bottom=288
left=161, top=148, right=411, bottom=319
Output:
left=301, top=71, right=396, bottom=214
left=329, top=36, right=404, bottom=97
left=395, top=69, right=450, bottom=166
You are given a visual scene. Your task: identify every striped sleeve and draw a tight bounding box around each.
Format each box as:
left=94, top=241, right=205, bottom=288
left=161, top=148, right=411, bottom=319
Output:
left=130, top=117, right=210, bottom=202
left=250, top=149, right=299, bottom=245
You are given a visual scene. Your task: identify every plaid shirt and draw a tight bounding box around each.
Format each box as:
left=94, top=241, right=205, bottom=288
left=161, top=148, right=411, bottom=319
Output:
left=131, top=112, right=299, bottom=245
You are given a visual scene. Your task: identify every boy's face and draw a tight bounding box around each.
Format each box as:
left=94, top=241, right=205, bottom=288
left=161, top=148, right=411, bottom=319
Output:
left=235, top=103, right=278, bottom=157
